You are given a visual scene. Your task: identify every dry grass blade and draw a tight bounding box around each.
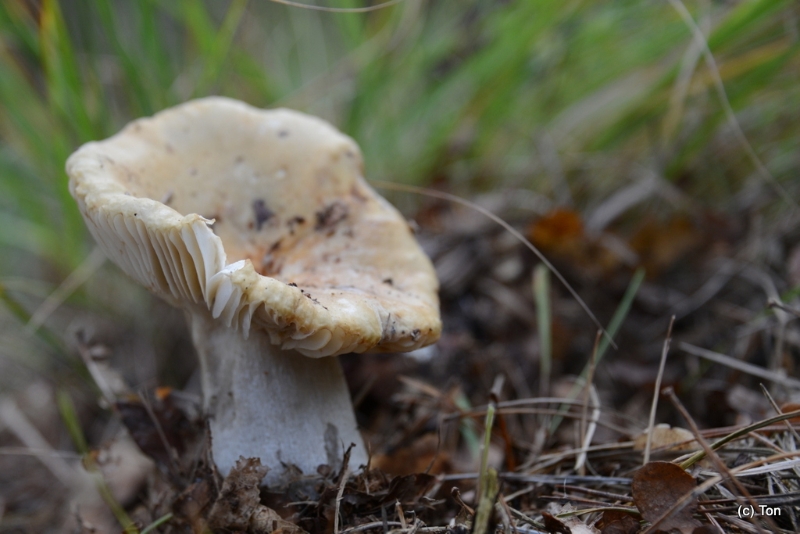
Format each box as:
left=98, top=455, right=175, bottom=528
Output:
left=663, top=387, right=774, bottom=534
left=334, top=466, right=350, bottom=534
left=759, top=384, right=800, bottom=442
left=644, top=315, right=675, bottom=464
left=646, top=450, right=800, bottom=534
left=679, top=342, right=800, bottom=390
left=24, top=246, right=105, bottom=334
left=767, top=298, right=800, bottom=319
left=0, top=397, right=75, bottom=486
left=0, top=446, right=81, bottom=459
left=370, top=180, right=617, bottom=350
left=679, top=408, right=800, bottom=469
left=575, top=331, right=601, bottom=475
left=667, top=0, right=798, bottom=211
left=473, top=468, right=499, bottom=534
left=533, top=264, right=552, bottom=397
left=269, top=0, right=405, bottom=13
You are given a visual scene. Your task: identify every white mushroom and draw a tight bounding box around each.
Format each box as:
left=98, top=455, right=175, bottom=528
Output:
left=66, top=97, right=441, bottom=486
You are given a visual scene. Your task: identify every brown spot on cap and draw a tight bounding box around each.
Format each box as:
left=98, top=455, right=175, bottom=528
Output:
left=252, top=199, right=274, bottom=231
left=315, top=201, right=348, bottom=230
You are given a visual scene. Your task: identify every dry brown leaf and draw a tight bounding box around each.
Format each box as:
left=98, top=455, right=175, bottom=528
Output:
left=542, top=511, right=572, bottom=534
left=528, top=208, right=621, bottom=278
left=529, top=208, right=585, bottom=251
left=632, top=461, right=701, bottom=534
left=172, top=476, right=215, bottom=531
left=633, top=425, right=699, bottom=453
left=543, top=505, right=600, bottom=534
left=370, top=433, right=450, bottom=475
left=629, top=216, right=702, bottom=276
left=250, top=504, right=307, bottom=534
left=596, top=509, right=640, bottom=534
left=208, top=456, right=269, bottom=530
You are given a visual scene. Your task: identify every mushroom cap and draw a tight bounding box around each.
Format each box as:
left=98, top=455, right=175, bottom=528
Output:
left=67, top=97, right=441, bottom=357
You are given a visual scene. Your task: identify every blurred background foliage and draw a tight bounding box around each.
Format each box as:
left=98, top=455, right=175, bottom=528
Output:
left=0, top=0, right=798, bottom=388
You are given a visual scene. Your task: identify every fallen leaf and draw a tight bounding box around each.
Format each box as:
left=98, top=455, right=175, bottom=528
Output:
left=542, top=511, right=572, bottom=534
left=597, top=510, right=639, bottom=534
left=528, top=208, right=622, bottom=278
left=250, top=504, right=307, bottom=534
left=172, top=476, right=214, bottom=531
left=370, top=433, right=450, bottom=476
left=382, top=472, right=436, bottom=504
left=632, top=462, right=701, bottom=534
left=115, top=392, right=195, bottom=470
left=629, top=216, right=702, bottom=276
left=529, top=208, right=584, bottom=251
left=208, top=456, right=269, bottom=530
left=633, top=425, right=699, bottom=453
left=542, top=505, right=599, bottom=534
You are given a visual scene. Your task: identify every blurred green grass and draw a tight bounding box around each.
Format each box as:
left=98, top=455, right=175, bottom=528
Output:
left=0, top=0, right=798, bottom=378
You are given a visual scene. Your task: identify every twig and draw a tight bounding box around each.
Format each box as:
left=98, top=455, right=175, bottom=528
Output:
left=335, top=466, right=351, bottom=534
left=395, top=501, right=407, bottom=529
left=340, top=522, right=447, bottom=534
left=502, top=485, right=535, bottom=502
left=450, top=487, right=474, bottom=516
left=767, top=298, right=800, bottom=318
left=495, top=494, right=517, bottom=534
left=137, top=390, right=181, bottom=475
left=440, top=472, right=633, bottom=485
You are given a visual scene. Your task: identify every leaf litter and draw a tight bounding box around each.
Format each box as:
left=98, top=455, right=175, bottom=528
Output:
left=2, top=186, right=800, bottom=533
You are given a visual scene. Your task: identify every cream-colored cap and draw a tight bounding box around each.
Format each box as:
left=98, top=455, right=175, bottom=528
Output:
left=67, top=97, right=441, bottom=357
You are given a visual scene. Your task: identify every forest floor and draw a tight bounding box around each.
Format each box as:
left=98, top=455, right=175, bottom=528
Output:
left=2, top=192, right=799, bottom=534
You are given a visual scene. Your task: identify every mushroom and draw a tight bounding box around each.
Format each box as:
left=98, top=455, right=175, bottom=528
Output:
left=66, top=97, right=441, bottom=486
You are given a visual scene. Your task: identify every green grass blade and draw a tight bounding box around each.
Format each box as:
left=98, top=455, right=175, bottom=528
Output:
left=533, top=264, right=552, bottom=396
left=591, top=267, right=645, bottom=365
left=94, top=0, right=154, bottom=116
left=706, top=0, right=792, bottom=51
left=194, top=0, right=249, bottom=97
left=547, top=268, right=645, bottom=435
left=40, top=0, right=97, bottom=140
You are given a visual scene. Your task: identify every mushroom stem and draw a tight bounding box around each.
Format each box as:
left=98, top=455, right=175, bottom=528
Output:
left=189, top=310, right=368, bottom=487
